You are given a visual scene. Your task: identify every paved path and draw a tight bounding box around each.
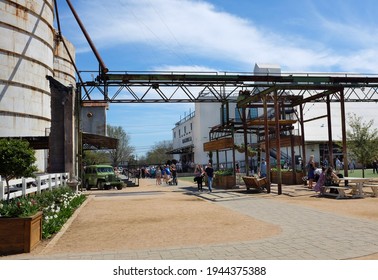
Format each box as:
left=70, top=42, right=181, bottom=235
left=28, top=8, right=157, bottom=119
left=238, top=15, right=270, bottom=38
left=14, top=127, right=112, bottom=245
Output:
left=4, top=184, right=377, bottom=260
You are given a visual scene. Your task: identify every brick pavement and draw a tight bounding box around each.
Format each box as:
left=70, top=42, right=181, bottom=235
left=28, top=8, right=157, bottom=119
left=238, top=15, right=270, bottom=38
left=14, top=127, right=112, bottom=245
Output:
left=2, top=182, right=378, bottom=260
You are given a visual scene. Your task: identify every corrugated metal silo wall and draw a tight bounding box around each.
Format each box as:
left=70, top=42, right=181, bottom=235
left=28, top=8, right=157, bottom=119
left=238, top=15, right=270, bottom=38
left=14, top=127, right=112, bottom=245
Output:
left=0, top=0, right=55, bottom=172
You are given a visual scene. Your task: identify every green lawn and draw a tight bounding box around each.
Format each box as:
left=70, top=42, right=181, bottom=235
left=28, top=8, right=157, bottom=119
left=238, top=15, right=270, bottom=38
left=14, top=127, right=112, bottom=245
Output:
left=178, top=176, right=195, bottom=183
left=339, top=168, right=378, bottom=178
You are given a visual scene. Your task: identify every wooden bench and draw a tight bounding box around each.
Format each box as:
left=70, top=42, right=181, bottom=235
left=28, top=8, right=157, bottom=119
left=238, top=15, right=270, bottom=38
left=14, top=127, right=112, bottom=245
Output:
left=242, top=176, right=268, bottom=191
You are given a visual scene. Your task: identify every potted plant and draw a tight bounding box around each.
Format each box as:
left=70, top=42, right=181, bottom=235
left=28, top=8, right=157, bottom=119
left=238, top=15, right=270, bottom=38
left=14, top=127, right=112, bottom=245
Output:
left=0, top=197, right=42, bottom=255
left=270, top=168, right=304, bottom=184
left=234, top=144, right=257, bottom=157
left=213, top=169, right=236, bottom=189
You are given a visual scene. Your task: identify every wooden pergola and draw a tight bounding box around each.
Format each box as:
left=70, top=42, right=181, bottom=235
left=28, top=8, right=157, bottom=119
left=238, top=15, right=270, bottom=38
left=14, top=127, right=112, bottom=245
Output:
left=234, top=86, right=348, bottom=194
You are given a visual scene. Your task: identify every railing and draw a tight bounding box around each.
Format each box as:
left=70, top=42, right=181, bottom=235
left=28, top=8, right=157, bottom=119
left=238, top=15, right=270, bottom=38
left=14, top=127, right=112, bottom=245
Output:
left=121, top=168, right=139, bottom=187
left=0, top=173, right=70, bottom=201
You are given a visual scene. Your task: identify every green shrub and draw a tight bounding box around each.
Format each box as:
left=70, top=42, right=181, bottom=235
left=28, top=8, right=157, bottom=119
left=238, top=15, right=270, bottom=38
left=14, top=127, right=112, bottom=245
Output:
left=214, top=169, right=233, bottom=176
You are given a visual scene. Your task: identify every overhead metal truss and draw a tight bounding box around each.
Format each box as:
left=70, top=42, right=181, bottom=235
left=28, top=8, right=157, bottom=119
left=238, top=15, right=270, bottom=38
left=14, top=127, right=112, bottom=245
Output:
left=78, top=71, right=378, bottom=104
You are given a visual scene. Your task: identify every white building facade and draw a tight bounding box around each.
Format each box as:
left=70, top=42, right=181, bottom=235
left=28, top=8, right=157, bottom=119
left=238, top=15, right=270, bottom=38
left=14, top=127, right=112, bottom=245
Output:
left=171, top=102, right=246, bottom=172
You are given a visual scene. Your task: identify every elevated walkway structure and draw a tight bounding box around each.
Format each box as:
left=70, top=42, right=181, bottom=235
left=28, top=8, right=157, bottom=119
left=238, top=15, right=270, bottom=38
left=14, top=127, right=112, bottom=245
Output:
left=78, top=71, right=378, bottom=104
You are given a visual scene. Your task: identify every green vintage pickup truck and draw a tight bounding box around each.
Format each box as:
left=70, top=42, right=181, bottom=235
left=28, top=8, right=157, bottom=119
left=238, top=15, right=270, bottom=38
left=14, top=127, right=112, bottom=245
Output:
left=83, top=165, right=124, bottom=190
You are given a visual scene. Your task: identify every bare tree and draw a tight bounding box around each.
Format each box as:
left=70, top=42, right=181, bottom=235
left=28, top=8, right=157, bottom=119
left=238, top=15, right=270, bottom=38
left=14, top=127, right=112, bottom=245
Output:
left=145, top=140, right=173, bottom=164
left=107, top=125, right=135, bottom=167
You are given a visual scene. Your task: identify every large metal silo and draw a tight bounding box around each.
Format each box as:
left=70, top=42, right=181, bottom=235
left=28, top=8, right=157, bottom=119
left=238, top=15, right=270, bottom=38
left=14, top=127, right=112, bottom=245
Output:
left=0, top=0, right=54, bottom=171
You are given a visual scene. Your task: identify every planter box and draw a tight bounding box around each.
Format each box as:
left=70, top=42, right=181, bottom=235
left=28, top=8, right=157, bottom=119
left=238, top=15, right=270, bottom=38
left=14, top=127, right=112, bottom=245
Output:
left=0, top=211, right=42, bottom=255
left=270, top=171, right=303, bottom=185
left=214, top=175, right=236, bottom=189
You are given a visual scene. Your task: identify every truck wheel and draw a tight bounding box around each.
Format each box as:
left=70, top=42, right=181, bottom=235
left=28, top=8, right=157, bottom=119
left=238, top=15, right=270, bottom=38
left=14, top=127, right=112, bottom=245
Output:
left=96, top=181, right=102, bottom=190
left=117, top=185, right=123, bottom=190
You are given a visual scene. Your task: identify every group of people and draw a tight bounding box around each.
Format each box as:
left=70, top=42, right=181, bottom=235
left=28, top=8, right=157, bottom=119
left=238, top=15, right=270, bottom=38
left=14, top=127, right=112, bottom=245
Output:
left=194, top=162, right=214, bottom=192
left=155, top=164, right=177, bottom=185
left=307, top=155, right=341, bottom=196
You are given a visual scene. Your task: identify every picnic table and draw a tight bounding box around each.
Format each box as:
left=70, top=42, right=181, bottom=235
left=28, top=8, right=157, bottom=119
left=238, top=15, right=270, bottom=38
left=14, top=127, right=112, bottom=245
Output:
left=340, top=177, right=371, bottom=198
left=322, top=177, right=370, bottom=199
left=362, top=178, right=378, bottom=197
left=321, top=177, right=371, bottom=199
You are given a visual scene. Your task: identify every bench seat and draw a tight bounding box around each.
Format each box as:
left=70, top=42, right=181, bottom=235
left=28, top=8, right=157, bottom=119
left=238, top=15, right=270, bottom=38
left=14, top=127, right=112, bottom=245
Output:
left=242, top=176, right=268, bottom=191
left=322, top=185, right=352, bottom=199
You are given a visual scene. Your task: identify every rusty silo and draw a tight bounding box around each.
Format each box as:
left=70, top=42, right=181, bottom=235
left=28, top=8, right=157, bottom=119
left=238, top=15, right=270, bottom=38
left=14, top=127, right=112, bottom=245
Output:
left=1, top=0, right=76, bottom=173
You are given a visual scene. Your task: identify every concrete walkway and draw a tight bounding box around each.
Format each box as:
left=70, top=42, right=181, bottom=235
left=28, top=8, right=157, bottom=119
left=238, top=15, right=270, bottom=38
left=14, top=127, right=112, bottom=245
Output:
left=3, top=182, right=378, bottom=260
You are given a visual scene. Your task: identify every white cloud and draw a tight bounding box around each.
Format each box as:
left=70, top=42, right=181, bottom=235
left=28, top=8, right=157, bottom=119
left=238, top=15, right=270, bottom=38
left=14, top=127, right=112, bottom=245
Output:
left=61, top=0, right=378, bottom=74
left=153, top=64, right=218, bottom=73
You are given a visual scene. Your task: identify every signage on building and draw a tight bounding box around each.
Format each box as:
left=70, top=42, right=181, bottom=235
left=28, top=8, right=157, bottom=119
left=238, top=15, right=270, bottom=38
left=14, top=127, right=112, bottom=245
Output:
left=182, top=137, right=192, bottom=144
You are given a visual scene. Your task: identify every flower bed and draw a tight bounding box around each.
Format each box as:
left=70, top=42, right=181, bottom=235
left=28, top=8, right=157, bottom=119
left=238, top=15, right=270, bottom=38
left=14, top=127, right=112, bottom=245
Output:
left=38, top=187, right=87, bottom=239
left=0, top=187, right=86, bottom=255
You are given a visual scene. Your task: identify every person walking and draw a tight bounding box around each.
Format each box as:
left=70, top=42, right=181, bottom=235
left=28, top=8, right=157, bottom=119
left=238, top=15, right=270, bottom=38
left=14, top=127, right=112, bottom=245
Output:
left=259, top=158, right=267, bottom=178
left=335, top=156, right=342, bottom=173
left=373, top=160, right=377, bottom=174
left=322, top=157, right=328, bottom=167
left=205, top=163, right=214, bottom=193
left=307, top=155, right=316, bottom=189
left=194, top=164, right=204, bottom=191
left=164, top=165, right=171, bottom=184
left=155, top=166, right=162, bottom=185
left=170, top=164, right=177, bottom=185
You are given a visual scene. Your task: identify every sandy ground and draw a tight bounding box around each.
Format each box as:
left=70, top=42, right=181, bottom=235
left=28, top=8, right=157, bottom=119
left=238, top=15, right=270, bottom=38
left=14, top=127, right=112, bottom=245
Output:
left=37, top=181, right=281, bottom=255
left=3, top=178, right=378, bottom=259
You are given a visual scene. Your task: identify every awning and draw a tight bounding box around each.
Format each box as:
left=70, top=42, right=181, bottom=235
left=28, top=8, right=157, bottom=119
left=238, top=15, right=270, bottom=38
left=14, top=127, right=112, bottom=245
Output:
left=0, top=136, right=49, bottom=149
left=166, top=145, right=194, bottom=154
left=82, top=132, right=118, bottom=150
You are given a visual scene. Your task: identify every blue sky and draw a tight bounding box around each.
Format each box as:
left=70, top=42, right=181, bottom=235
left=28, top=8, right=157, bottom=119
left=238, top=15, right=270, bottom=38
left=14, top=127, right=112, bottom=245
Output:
left=56, top=0, right=378, bottom=156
